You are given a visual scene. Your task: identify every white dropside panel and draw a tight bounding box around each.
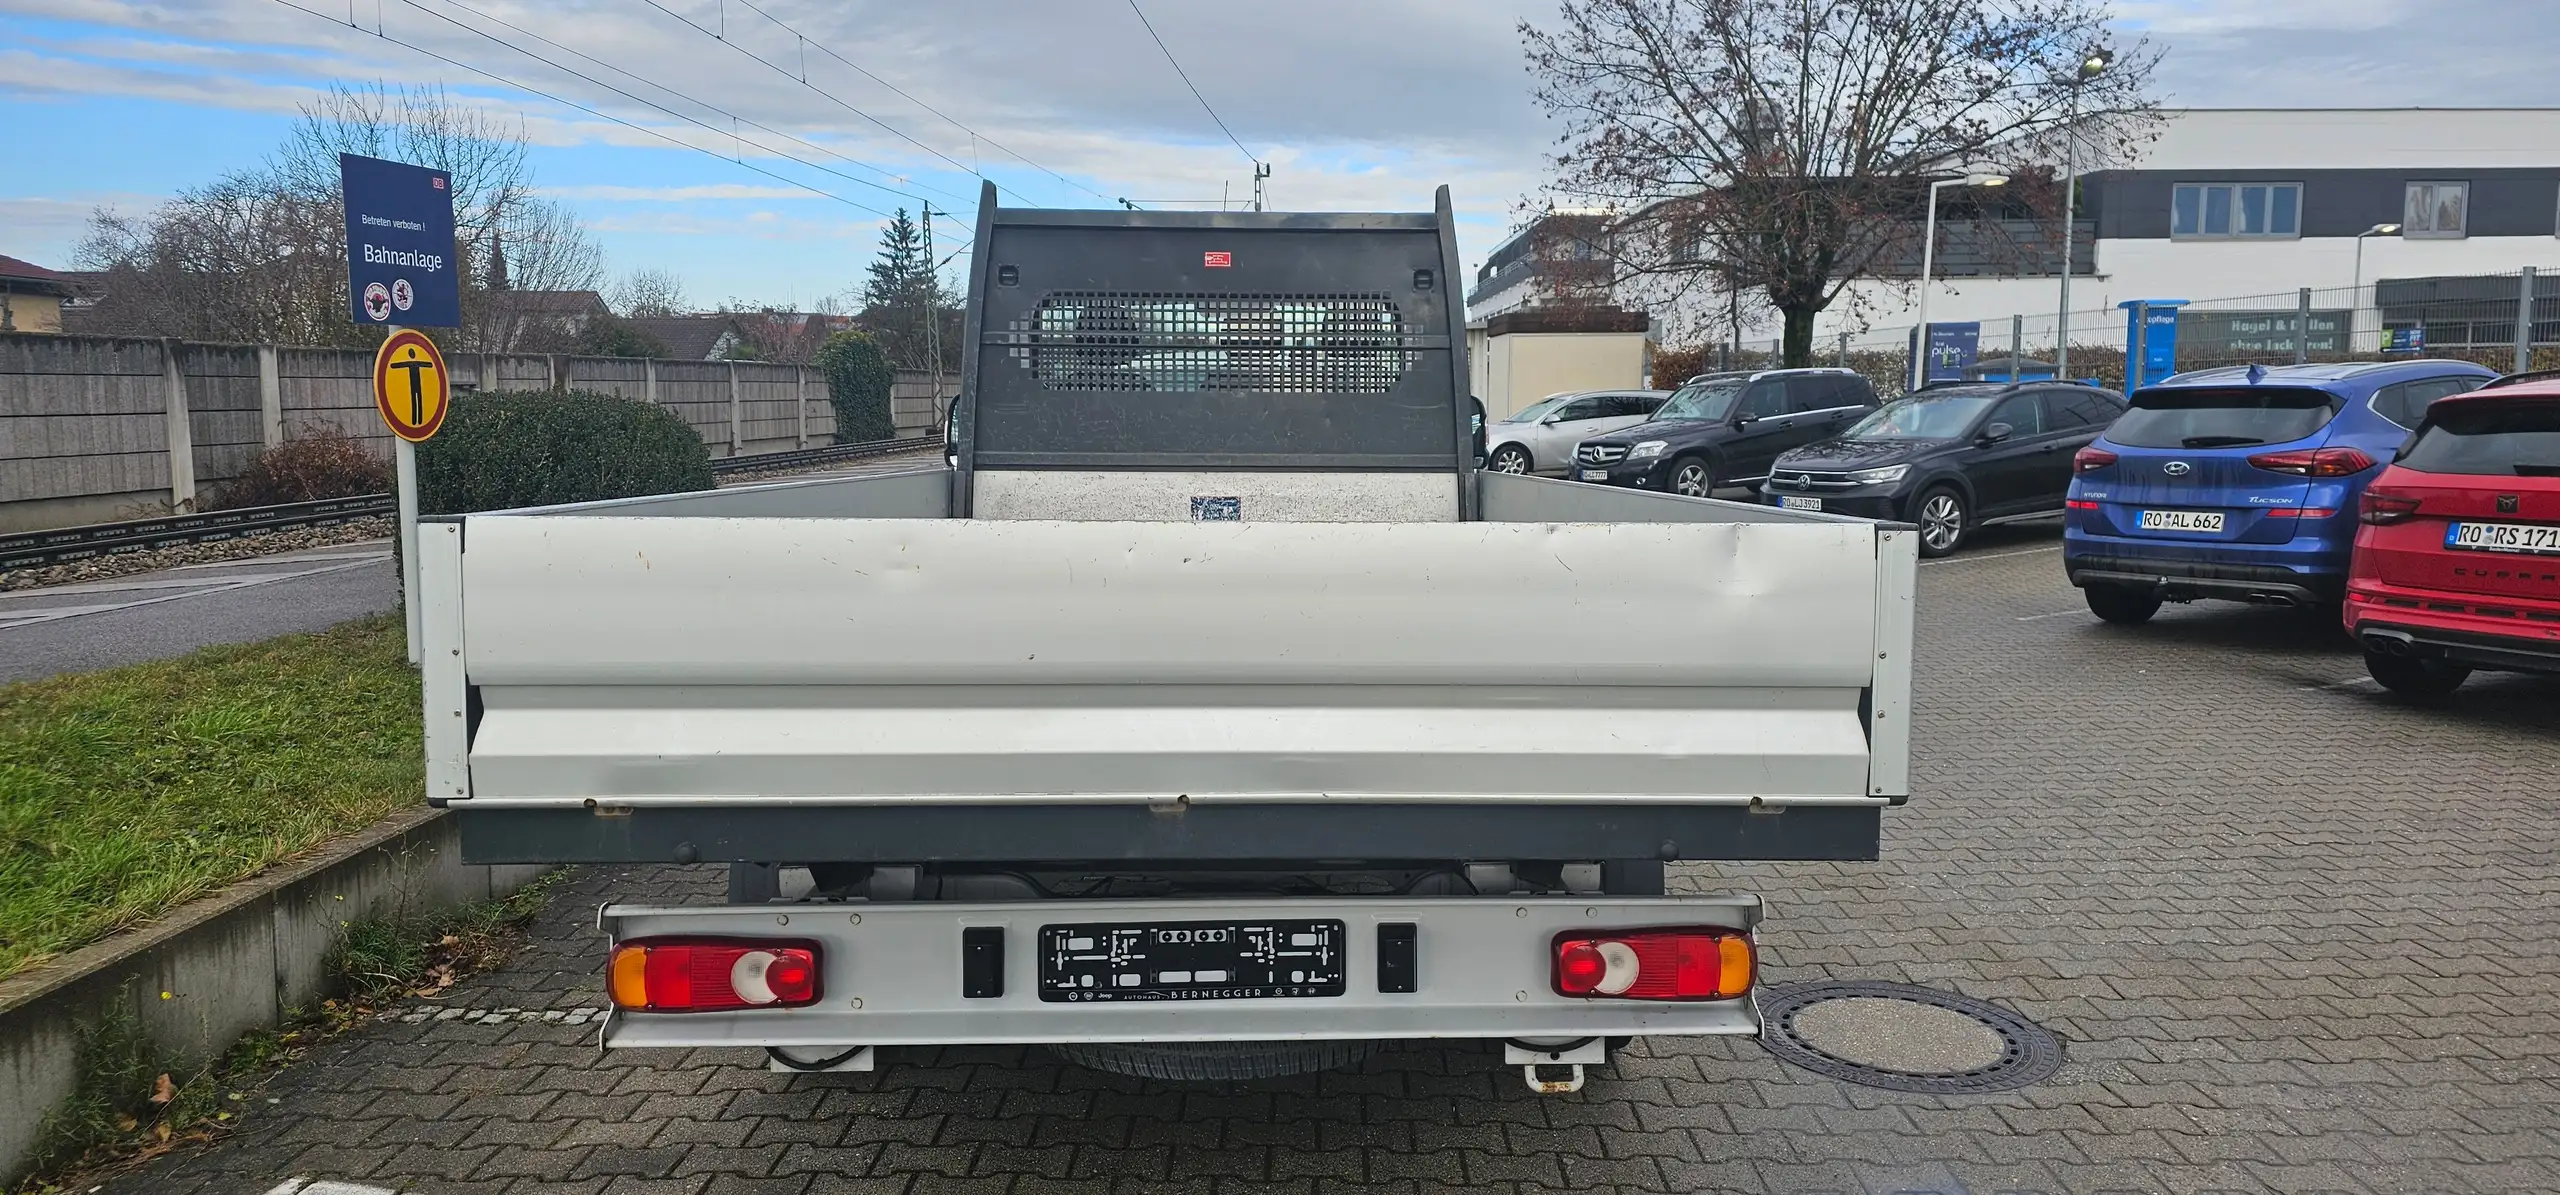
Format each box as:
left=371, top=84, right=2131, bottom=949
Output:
left=457, top=516, right=1889, bottom=808
left=970, top=470, right=1459, bottom=522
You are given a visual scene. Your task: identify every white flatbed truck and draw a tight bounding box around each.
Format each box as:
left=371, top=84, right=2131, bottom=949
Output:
left=417, top=184, right=1916, bottom=1090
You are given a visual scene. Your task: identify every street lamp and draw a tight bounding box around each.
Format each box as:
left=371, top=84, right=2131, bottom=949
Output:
left=2353, top=222, right=2401, bottom=352
left=1912, top=173, right=2010, bottom=389
left=2053, top=46, right=2113, bottom=378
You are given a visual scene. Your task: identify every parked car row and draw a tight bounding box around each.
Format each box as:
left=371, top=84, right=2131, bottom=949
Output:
left=1510, top=357, right=2556, bottom=698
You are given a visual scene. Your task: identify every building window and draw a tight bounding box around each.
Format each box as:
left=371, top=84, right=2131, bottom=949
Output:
left=2405, top=182, right=2468, bottom=238
left=2171, top=183, right=2300, bottom=239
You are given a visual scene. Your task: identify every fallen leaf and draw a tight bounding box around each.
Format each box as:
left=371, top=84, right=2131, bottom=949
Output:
left=440, top=934, right=460, bottom=946
left=150, top=1074, right=175, bottom=1105
left=114, top=1115, right=138, bottom=1132
left=154, top=1122, right=171, bottom=1143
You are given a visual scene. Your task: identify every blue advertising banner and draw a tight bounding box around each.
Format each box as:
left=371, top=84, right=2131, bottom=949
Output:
left=1910, top=321, right=1980, bottom=385
left=2384, top=326, right=2428, bottom=354
left=2119, top=299, right=2187, bottom=392
left=342, top=153, right=460, bottom=328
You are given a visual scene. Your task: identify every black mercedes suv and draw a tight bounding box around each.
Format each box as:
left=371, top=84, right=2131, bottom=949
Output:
left=1571, top=368, right=1879, bottom=497
left=1760, top=382, right=2127, bottom=556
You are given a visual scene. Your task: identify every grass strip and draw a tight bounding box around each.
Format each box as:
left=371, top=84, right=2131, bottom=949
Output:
left=0, top=614, right=421, bottom=981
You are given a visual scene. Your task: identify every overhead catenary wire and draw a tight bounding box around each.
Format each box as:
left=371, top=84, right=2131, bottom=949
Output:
left=633, top=0, right=1063, bottom=208
left=403, top=0, right=976, bottom=209
left=695, top=0, right=1128, bottom=208
left=264, top=0, right=934, bottom=227
left=1123, top=0, right=1258, bottom=167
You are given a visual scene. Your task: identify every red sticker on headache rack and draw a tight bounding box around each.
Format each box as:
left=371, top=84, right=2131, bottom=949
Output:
left=1203, top=251, right=1232, bottom=268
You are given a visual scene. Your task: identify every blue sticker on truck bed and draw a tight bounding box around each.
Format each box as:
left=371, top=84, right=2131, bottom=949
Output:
left=1191, top=496, right=1242, bottom=522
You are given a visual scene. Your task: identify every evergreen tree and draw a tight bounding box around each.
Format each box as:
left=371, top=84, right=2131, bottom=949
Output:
left=859, top=209, right=950, bottom=370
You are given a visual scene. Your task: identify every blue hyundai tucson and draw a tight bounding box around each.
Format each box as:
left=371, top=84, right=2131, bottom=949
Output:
left=2063, top=360, right=2495, bottom=624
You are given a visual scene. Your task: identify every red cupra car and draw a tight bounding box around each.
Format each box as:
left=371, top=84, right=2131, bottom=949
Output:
left=2344, top=376, right=2560, bottom=695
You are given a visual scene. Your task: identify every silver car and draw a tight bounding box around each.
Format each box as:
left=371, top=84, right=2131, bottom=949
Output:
left=1481, top=389, right=1671, bottom=476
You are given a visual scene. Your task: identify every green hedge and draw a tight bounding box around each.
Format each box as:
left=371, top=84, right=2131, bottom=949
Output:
left=416, top=389, right=713, bottom=514
left=815, top=329, right=896, bottom=444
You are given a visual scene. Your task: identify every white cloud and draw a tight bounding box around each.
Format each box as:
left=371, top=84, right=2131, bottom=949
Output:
left=540, top=182, right=816, bottom=202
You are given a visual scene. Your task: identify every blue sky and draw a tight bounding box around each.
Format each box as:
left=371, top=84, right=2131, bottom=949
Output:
left=4, top=0, right=2552, bottom=309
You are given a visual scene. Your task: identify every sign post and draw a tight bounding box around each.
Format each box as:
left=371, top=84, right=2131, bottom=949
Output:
left=343, top=153, right=460, bottom=665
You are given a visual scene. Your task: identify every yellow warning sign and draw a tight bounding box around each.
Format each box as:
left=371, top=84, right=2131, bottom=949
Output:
left=372, top=329, right=450, bottom=442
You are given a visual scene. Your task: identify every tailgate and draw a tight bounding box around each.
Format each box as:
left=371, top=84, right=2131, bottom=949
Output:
left=422, top=514, right=1904, bottom=861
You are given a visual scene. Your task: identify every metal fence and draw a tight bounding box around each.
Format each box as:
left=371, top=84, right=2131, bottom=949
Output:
left=1791, top=266, right=2560, bottom=397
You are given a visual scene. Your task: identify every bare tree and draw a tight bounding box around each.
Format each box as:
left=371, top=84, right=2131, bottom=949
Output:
left=611, top=268, right=692, bottom=318
left=276, top=82, right=531, bottom=268
left=473, top=197, right=608, bottom=352
left=1521, top=0, right=2161, bottom=364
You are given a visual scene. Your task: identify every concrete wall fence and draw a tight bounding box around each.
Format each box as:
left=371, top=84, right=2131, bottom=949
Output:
left=0, top=332, right=953, bottom=534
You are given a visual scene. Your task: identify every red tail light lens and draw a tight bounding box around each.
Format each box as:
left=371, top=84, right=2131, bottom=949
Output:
left=609, top=939, right=821, bottom=1012
left=2072, top=446, right=2118, bottom=473
left=2264, top=507, right=2337, bottom=519
left=2360, top=489, right=2422, bottom=525
left=2247, top=447, right=2376, bottom=477
left=2064, top=499, right=2100, bottom=512
left=1552, top=929, right=1753, bottom=1001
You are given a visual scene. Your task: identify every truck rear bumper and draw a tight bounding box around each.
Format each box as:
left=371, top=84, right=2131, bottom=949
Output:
left=597, top=894, right=1764, bottom=1049
left=456, top=802, right=1882, bottom=865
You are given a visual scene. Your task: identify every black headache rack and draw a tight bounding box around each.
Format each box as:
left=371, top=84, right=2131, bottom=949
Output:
left=946, top=181, right=1479, bottom=517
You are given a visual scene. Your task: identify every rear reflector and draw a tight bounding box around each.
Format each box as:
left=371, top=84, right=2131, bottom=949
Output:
left=2072, top=446, right=2118, bottom=473
left=1553, top=929, right=1752, bottom=1001
left=608, top=938, right=821, bottom=1012
left=2248, top=447, right=2376, bottom=477
left=2264, top=507, right=2337, bottom=519
left=2065, top=499, right=2099, bottom=511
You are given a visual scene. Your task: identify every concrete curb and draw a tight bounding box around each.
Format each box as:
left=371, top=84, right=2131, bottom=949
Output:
left=0, top=807, right=546, bottom=1185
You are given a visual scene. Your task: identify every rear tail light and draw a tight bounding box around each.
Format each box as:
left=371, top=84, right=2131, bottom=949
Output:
left=2360, top=489, right=2423, bottom=525
left=2072, top=446, right=2118, bottom=473
left=2064, top=499, right=2099, bottom=511
left=608, top=938, right=821, bottom=1012
left=2247, top=447, right=2376, bottom=477
left=1553, top=929, right=1752, bottom=1001
left=2264, top=507, right=2337, bottom=519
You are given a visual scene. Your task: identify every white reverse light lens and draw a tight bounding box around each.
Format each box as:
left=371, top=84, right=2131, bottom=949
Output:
left=730, top=950, right=781, bottom=1005
left=1594, top=941, right=1641, bottom=995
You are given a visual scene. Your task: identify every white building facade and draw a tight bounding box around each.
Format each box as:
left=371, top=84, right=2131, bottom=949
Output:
left=1826, top=108, right=2560, bottom=355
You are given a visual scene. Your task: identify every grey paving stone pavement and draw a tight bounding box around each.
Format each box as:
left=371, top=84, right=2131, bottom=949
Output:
left=94, top=525, right=2560, bottom=1195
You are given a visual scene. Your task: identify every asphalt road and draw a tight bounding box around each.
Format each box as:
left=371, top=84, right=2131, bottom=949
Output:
left=85, top=522, right=2560, bottom=1195
left=0, top=541, right=397, bottom=684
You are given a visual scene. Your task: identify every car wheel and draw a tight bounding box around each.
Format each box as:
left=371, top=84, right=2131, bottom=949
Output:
left=1912, top=486, right=1968, bottom=557
left=2083, top=583, right=2163, bottom=625
left=1488, top=444, right=1533, bottom=474
left=1670, top=456, right=1713, bottom=497
left=2363, top=648, right=2471, bottom=697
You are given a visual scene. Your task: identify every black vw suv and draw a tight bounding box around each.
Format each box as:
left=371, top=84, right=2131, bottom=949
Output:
left=1571, top=368, right=1879, bottom=497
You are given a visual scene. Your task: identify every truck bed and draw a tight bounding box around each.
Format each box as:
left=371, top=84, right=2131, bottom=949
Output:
left=421, top=468, right=1914, bottom=866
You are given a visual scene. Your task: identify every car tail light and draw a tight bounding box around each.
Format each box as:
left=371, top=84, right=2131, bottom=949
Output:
left=2247, top=447, right=2376, bottom=477
left=608, top=938, right=821, bottom=1012
left=2360, top=489, right=2422, bottom=525
left=2072, top=446, right=2117, bottom=473
left=1552, top=929, right=1752, bottom=1001
left=2264, top=507, right=2337, bottom=519
left=2064, top=499, right=2099, bottom=511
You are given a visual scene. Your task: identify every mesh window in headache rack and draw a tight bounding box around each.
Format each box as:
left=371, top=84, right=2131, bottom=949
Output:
left=1014, top=292, right=1420, bottom=393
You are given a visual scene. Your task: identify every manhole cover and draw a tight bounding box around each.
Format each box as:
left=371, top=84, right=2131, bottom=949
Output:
left=1759, top=980, right=2065, bottom=1094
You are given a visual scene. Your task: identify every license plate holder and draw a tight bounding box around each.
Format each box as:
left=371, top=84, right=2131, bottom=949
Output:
left=2446, top=520, right=2560, bottom=555
left=1579, top=469, right=1608, bottom=482
left=1779, top=495, right=1822, bottom=511
left=1038, top=919, right=1347, bottom=1003
left=2137, top=508, right=2224, bottom=533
